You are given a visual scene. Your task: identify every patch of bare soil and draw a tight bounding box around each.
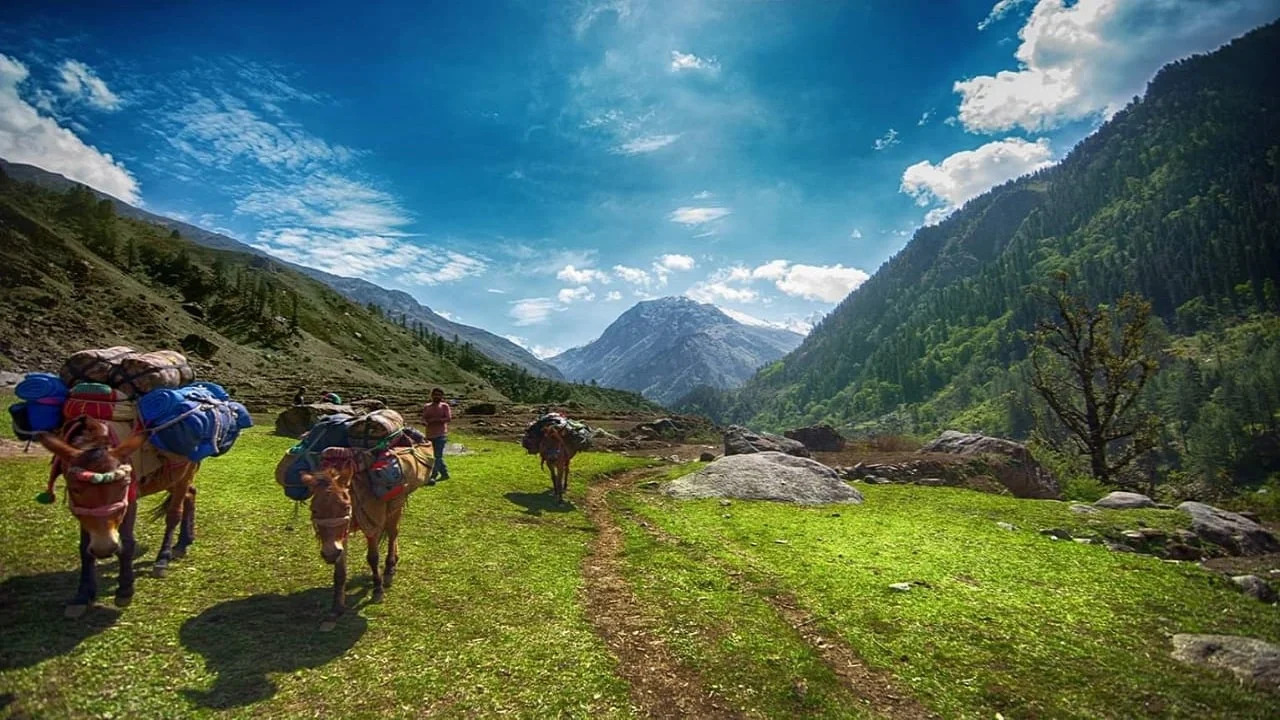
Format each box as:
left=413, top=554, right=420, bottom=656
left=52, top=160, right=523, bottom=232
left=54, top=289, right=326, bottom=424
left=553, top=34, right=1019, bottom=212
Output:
left=1200, top=552, right=1280, bottom=577
left=0, top=438, right=46, bottom=459
left=582, top=469, right=742, bottom=718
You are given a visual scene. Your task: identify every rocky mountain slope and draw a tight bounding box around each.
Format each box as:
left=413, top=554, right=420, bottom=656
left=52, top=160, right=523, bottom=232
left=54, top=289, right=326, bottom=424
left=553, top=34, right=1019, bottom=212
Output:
left=550, top=296, right=802, bottom=405
left=0, top=158, right=561, bottom=379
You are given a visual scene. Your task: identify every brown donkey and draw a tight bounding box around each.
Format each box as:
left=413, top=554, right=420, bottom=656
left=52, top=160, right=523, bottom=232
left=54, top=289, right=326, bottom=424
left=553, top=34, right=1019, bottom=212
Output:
left=37, top=416, right=199, bottom=617
left=299, top=445, right=433, bottom=630
left=538, top=425, right=577, bottom=503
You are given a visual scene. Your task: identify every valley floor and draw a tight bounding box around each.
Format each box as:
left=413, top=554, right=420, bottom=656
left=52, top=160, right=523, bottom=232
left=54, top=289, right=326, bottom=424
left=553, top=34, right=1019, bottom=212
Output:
left=1, top=425, right=1278, bottom=718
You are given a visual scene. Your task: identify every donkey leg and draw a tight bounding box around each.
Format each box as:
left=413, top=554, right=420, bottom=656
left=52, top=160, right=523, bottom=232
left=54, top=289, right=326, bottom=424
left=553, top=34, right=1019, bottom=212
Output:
left=152, top=495, right=182, bottom=578
left=383, top=512, right=401, bottom=589
left=320, top=551, right=347, bottom=631
left=367, top=534, right=384, bottom=602
left=174, top=487, right=196, bottom=559
left=115, top=501, right=139, bottom=607
left=67, top=530, right=98, bottom=617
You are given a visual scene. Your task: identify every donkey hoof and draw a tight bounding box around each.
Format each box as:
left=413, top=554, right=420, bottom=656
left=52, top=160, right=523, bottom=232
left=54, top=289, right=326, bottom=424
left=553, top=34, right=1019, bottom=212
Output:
left=152, top=564, right=168, bottom=579
left=65, top=604, right=89, bottom=619
left=372, top=590, right=385, bottom=603
left=114, top=593, right=133, bottom=608
left=172, top=547, right=188, bottom=560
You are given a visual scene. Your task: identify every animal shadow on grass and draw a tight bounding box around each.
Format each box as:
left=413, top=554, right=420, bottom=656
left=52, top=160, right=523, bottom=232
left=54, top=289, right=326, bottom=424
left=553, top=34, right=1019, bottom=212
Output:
left=179, top=588, right=368, bottom=709
left=505, top=491, right=575, bottom=516
left=0, top=571, right=121, bottom=671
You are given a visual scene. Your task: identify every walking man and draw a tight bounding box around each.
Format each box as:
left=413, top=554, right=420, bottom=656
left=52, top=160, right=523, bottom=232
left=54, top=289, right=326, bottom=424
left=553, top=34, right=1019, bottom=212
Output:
left=421, top=387, right=452, bottom=485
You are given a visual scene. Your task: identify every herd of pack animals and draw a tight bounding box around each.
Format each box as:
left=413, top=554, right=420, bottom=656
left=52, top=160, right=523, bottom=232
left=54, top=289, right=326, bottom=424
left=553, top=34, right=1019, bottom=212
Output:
left=12, top=346, right=587, bottom=629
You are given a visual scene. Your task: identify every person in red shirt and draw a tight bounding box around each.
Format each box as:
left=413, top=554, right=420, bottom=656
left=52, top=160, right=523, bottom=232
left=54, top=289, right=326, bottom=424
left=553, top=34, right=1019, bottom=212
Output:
left=420, top=387, right=452, bottom=484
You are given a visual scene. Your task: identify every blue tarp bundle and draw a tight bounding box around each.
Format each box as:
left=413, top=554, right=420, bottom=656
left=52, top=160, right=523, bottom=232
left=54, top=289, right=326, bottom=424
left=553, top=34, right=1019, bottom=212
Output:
left=10, top=373, right=70, bottom=437
left=138, top=384, right=253, bottom=462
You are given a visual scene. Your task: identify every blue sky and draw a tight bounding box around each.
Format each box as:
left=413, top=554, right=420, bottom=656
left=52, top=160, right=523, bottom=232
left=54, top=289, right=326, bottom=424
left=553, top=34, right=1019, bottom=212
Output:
left=2, top=0, right=1277, bottom=356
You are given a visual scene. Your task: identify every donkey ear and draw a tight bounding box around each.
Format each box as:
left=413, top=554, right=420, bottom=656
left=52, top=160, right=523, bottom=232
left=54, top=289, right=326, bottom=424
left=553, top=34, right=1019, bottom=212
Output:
left=36, top=432, right=82, bottom=464
left=110, top=432, right=149, bottom=460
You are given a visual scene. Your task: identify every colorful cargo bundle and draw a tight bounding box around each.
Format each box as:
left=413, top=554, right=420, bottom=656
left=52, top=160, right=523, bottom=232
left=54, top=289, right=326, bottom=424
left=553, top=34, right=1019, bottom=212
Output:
left=520, top=412, right=593, bottom=454
left=8, top=348, right=252, bottom=462
left=276, top=410, right=426, bottom=501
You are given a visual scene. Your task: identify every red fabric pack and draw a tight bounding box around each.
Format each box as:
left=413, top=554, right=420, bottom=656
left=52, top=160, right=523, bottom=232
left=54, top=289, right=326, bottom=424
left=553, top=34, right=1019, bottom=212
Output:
left=63, top=383, right=137, bottom=422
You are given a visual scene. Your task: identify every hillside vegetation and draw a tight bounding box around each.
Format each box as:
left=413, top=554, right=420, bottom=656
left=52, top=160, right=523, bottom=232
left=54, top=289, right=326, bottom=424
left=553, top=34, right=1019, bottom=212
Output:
left=0, top=173, right=655, bottom=412
left=690, top=21, right=1280, bottom=497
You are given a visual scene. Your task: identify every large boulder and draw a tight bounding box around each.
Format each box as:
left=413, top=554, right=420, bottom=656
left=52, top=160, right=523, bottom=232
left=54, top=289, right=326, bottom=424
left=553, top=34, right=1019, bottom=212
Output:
left=1177, top=502, right=1280, bottom=555
left=724, top=425, right=810, bottom=458
left=1171, top=634, right=1280, bottom=691
left=784, top=424, right=847, bottom=452
left=919, top=430, right=1061, bottom=499
left=1094, top=491, right=1157, bottom=510
left=664, top=452, right=862, bottom=505
left=274, top=403, right=354, bottom=438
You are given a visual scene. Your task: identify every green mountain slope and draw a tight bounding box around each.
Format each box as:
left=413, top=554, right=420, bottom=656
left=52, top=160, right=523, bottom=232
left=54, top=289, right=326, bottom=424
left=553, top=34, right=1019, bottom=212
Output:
left=0, top=174, right=654, bottom=412
left=706, top=21, right=1280, bottom=487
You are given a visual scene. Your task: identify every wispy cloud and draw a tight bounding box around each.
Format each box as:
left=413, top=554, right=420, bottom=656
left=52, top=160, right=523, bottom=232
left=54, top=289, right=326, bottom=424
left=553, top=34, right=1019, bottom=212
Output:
left=850, top=228, right=863, bottom=239
left=669, top=206, right=731, bottom=225
left=656, top=253, right=695, bottom=271
left=509, top=297, right=559, bottom=326
left=669, top=50, right=719, bottom=73
left=557, top=264, right=612, bottom=284
left=164, top=92, right=357, bottom=170
left=613, top=133, right=680, bottom=154
left=0, top=54, right=139, bottom=202
left=687, top=259, right=870, bottom=305
left=976, top=0, right=1032, bottom=31
left=872, top=128, right=900, bottom=151
left=55, top=59, right=122, bottom=111
left=557, top=285, right=595, bottom=304
left=405, top=251, right=489, bottom=285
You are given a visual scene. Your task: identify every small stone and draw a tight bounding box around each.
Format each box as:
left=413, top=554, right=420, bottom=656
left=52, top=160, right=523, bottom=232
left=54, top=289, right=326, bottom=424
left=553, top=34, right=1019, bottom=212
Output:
left=1231, top=575, right=1279, bottom=603
left=722, top=514, right=732, bottom=519
left=719, top=499, right=732, bottom=507
left=774, top=539, right=789, bottom=545
left=1138, top=528, right=1168, bottom=541
left=699, top=452, right=716, bottom=462
left=1040, top=528, right=1072, bottom=540
left=889, top=583, right=912, bottom=592
left=1121, top=530, right=1146, bottom=542
left=996, top=521, right=1017, bottom=531
left=1073, top=538, right=1094, bottom=545
left=1105, top=542, right=1135, bottom=553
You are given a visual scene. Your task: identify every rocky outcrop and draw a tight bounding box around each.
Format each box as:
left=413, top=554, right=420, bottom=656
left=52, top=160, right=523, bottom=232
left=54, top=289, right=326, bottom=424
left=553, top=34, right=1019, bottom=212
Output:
left=1094, top=491, right=1157, bottom=509
left=919, top=430, right=1061, bottom=499
left=664, top=452, right=863, bottom=505
left=724, top=425, right=810, bottom=458
left=783, top=424, right=847, bottom=452
left=1177, top=502, right=1280, bottom=555
left=1231, top=575, right=1278, bottom=603
left=1171, top=634, right=1280, bottom=691
left=463, top=402, right=498, bottom=415
left=274, top=402, right=354, bottom=438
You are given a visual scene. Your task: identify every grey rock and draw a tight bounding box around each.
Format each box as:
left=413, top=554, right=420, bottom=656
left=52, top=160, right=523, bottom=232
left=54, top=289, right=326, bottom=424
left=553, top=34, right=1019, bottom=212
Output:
left=699, top=451, right=716, bottom=462
left=1094, top=491, right=1157, bottom=510
left=919, top=430, right=1060, bottom=499
left=1171, top=634, right=1280, bottom=691
left=1164, top=543, right=1203, bottom=561
left=1073, top=538, right=1094, bottom=545
left=1040, top=528, right=1072, bottom=540
left=1177, top=502, right=1280, bottom=555
left=663, top=452, right=863, bottom=505
left=996, top=521, right=1017, bottom=531
left=0, top=371, right=22, bottom=388
left=783, top=424, right=847, bottom=452
left=1121, top=530, right=1147, bottom=542
left=724, top=425, right=811, bottom=458
left=889, top=582, right=912, bottom=592
left=1105, top=542, right=1136, bottom=553
left=1070, top=503, right=1101, bottom=514
left=1231, top=575, right=1278, bottom=603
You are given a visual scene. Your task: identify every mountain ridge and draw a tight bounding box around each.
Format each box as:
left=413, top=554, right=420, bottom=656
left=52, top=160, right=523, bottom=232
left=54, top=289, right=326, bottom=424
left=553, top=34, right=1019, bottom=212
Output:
left=0, top=158, right=562, bottom=380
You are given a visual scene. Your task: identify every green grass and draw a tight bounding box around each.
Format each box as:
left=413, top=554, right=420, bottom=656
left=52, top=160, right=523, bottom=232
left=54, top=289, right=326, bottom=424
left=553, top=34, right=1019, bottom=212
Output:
left=622, top=483, right=1280, bottom=719
left=0, top=427, right=647, bottom=718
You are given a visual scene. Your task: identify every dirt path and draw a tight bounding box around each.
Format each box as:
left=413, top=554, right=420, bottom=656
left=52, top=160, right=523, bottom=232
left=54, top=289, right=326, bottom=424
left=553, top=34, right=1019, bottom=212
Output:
left=592, top=468, right=936, bottom=720
left=581, top=469, right=742, bottom=719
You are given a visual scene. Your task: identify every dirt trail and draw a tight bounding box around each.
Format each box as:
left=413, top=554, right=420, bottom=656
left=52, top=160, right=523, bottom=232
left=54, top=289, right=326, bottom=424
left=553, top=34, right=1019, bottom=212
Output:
left=581, top=469, right=742, bottom=719
left=590, top=468, right=936, bottom=720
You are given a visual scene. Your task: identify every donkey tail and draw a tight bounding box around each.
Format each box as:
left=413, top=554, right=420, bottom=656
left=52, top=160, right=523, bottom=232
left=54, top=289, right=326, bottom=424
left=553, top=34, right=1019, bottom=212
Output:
left=149, top=492, right=174, bottom=521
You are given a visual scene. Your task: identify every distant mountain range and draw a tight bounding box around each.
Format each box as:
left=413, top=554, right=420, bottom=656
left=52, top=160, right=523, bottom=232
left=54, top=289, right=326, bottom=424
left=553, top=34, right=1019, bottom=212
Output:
left=0, top=158, right=562, bottom=380
left=549, top=296, right=803, bottom=405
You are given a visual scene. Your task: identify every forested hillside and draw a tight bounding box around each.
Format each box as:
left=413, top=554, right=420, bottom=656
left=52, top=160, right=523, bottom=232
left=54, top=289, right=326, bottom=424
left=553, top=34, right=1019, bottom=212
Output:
left=0, top=173, right=654, bottom=411
left=698, top=21, right=1280, bottom=494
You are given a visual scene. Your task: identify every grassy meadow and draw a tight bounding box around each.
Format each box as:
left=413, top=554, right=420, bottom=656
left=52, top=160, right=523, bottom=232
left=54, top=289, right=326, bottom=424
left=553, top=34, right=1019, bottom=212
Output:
left=0, top=413, right=1277, bottom=718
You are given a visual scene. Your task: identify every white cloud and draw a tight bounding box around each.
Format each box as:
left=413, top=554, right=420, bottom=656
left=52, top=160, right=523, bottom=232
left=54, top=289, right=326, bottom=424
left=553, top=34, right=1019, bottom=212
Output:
left=957, top=0, right=1279, bottom=133
left=165, top=92, right=356, bottom=170
left=670, top=50, right=719, bottom=73
left=692, top=190, right=713, bottom=199
left=487, top=288, right=507, bottom=294
left=774, top=263, right=869, bottom=303
left=613, top=264, right=652, bottom=286
left=872, top=128, right=900, bottom=151
left=557, top=286, right=596, bottom=304
left=917, top=111, right=932, bottom=126
left=510, top=298, right=559, bottom=326
left=656, top=254, right=695, bottom=272
left=606, top=290, right=623, bottom=301
left=850, top=228, right=863, bottom=239
left=575, top=0, right=633, bottom=37
left=669, top=206, right=731, bottom=225
left=686, top=281, right=759, bottom=304
left=557, top=264, right=612, bottom=284
left=504, top=335, right=563, bottom=359
left=236, top=173, right=412, bottom=235
left=977, top=0, right=1033, bottom=31
left=900, top=137, right=1054, bottom=211
left=614, top=133, right=680, bottom=154
left=436, top=309, right=458, bottom=321
left=751, top=259, right=790, bottom=281
left=55, top=60, right=122, bottom=111
left=404, top=251, right=488, bottom=285
left=0, top=54, right=139, bottom=202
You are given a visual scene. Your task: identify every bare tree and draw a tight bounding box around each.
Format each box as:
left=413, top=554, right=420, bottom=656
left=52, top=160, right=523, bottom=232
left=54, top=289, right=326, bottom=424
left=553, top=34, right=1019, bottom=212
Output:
left=1030, top=278, right=1159, bottom=486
